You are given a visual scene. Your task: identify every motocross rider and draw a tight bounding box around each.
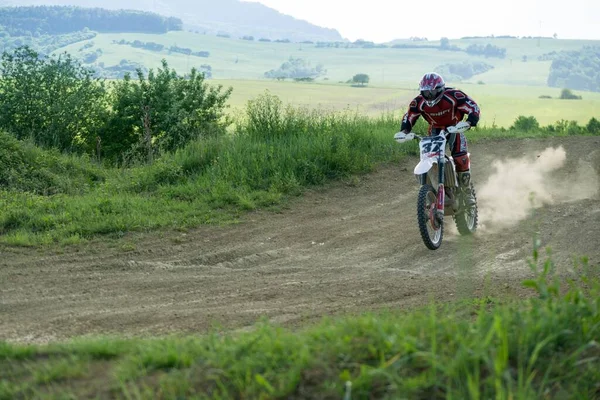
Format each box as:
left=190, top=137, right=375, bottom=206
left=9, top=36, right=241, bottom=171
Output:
left=395, top=72, right=480, bottom=205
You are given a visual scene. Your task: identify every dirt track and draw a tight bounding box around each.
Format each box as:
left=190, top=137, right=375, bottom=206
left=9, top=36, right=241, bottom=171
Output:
left=1, top=136, right=599, bottom=343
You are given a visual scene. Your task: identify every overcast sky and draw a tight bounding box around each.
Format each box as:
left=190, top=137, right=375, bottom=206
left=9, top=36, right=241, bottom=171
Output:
left=246, top=0, right=600, bottom=42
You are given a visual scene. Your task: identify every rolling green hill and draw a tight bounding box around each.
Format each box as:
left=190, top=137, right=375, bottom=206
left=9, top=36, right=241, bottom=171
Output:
left=0, top=0, right=344, bottom=42
left=56, top=31, right=600, bottom=88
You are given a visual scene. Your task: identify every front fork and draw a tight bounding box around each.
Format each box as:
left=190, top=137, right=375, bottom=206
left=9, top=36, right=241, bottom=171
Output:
left=421, top=157, right=445, bottom=228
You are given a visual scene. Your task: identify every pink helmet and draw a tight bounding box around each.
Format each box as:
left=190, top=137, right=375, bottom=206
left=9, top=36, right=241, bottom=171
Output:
left=419, top=73, right=445, bottom=107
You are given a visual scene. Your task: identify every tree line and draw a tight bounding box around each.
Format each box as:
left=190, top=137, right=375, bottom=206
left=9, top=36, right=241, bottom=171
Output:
left=0, top=6, right=183, bottom=36
left=547, top=47, right=600, bottom=92
left=0, top=46, right=230, bottom=163
left=113, top=39, right=210, bottom=58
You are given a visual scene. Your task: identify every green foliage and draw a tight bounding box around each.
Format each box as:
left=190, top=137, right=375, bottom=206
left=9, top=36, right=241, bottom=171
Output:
left=435, top=61, right=494, bottom=80
left=264, top=57, right=326, bottom=80
left=0, top=6, right=183, bottom=36
left=0, top=132, right=104, bottom=196
left=0, top=46, right=229, bottom=161
left=0, top=96, right=406, bottom=244
left=0, top=30, right=97, bottom=54
left=510, top=116, right=540, bottom=132
left=586, top=117, right=600, bottom=134
left=465, top=43, right=507, bottom=58
left=93, top=58, right=148, bottom=79
left=352, top=73, right=370, bottom=86
left=440, top=37, right=450, bottom=49
left=548, top=47, right=600, bottom=92
left=507, top=116, right=600, bottom=136
left=559, top=88, right=583, bottom=100
left=0, top=46, right=108, bottom=152
left=2, top=250, right=598, bottom=398
left=103, top=59, right=232, bottom=161
left=548, top=120, right=586, bottom=135
left=113, top=39, right=210, bottom=58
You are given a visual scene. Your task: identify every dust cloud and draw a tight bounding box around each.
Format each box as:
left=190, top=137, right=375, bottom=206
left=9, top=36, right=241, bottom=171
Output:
left=476, top=146, right=599, bottom=230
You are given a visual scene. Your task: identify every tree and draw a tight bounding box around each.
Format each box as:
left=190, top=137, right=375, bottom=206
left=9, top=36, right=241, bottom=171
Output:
left=264, top=57, right=326, bottom=80
left=0, top=46, right=107, bottom=152
left=440, top=37, right=450, bottom=49
left=352, top=73, right=370, bottom=86
left=104, top=59, right=232, bottom=162
left=548, top=47, right=600, bottom=92
left=559, top=88, right=582, bottom=100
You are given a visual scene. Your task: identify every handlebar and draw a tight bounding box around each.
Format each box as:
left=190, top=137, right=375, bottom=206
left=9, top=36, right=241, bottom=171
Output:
left=394, top=122, right=471, bottom=144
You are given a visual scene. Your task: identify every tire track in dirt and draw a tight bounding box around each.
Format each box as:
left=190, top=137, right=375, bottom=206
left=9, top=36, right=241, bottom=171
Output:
left=1, top=137, right=599, bottom=343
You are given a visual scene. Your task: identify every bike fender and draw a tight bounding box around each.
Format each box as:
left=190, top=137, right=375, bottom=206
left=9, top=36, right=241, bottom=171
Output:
left=414, top=158, right=436, bottom=175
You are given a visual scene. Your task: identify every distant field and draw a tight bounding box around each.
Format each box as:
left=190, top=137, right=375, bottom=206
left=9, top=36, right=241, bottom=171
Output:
left=57, top=32, right=600, bottom=87
left=54, top=32, right=600, bottom=127
left=220, top=79, right=600, bottom=128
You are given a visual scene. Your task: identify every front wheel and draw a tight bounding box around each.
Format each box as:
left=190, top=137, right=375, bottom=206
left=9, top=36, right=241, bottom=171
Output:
left=417, top=184, right=443, bottom=250
left=454, top=183, right=478, bottom=235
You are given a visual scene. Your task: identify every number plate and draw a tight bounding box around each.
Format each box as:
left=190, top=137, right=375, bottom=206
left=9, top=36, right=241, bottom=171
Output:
left=419, top=135, right=446, bottom=161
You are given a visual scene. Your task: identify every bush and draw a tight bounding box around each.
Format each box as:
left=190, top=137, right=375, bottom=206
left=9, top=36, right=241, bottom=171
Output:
left=559, top=88, right=582, bottom=100
left=104, top=59, right=232, bottom=162
left=551, top=119, right=584, bottom=135
left=586, top=117, right=600, bottom=134
left=0, top=46, right=108, bottom=152
left=264, top=57, right=326, bottom=80
left=510, top=116, right=540, bottom=132
left=466, top=43, right=506, bottom=58
left=539, top=95, right=552, bottom=99
left=0, top=131, right=104, bottom=195
left=435, top=61, right=494, bottom=80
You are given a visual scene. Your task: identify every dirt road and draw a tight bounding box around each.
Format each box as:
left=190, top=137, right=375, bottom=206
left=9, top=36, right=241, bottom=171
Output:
left=2, top=136, right=599, bottom=343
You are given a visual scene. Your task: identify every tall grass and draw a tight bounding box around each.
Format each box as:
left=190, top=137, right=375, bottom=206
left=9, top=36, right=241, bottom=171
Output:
left=0, top=93, right=597, bottom=246
left=2, top=247, right=598, bottom=398
left=0, top=94, right=413, bottom=246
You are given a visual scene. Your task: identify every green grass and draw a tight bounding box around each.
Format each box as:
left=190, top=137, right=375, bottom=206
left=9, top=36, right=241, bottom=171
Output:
left=221, top=80, right=600, bottom=128
left=0, top=99, right=413, bottom=246
left=54, top=32, right=600, bottom=129
left=2, top=249, right=598, bottom=399
left=0, top=92, right=598, bottom=247
left=57, top=33, right=600, bottom=87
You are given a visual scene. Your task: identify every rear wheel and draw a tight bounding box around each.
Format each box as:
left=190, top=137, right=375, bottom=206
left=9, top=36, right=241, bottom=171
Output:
left=417, top=184, right=443, bottom=250
left=454, top=183, right=478, bottom=235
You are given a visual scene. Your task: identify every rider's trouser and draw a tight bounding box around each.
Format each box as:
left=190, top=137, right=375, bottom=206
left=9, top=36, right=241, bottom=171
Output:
left=449, top=132, right=470, bottom=173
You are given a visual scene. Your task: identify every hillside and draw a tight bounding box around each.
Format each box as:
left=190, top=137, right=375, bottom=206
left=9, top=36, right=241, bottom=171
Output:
left=0, top=0, right=344, bottom=42
left=55, top=32, right=600, bottom=87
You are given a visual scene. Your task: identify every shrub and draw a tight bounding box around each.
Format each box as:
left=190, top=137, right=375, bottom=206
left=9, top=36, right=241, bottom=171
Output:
left=104, top=59, right=232, bottom=162
left=552, top=119, right=584, bottom=135
left=264, top=57, right=326, bottom=80
left=0, top=46, right=108, bottom=152
left=510, top=116, right=540, bottom=132
left=559, top=88, right=582, bottom=100
left=0, top=131, right=103, bottom=195
left=538, top=95, right=552, bottom=99
left=586, top=117, right=600, bottom=134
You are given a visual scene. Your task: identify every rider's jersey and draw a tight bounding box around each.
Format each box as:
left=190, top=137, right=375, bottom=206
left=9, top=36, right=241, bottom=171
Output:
left=401, top=88, right=480, bottom=134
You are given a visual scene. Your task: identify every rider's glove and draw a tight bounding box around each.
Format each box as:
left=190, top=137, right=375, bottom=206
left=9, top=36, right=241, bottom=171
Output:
left=394, top=131, right=415, bottom=143
left=446, top=121, right=471, bottom=134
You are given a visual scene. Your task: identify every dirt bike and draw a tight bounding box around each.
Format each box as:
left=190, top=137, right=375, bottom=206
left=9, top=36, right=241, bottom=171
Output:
left=394, top=122, right=478, bottom=250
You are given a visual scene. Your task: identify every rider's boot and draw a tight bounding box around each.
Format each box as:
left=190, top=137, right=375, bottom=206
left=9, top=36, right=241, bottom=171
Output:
left=457, top=171, right=476, bottom=206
